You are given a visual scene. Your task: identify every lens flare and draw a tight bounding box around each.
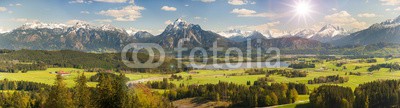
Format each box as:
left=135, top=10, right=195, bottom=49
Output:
left=287, top=0, right=316, bottom=25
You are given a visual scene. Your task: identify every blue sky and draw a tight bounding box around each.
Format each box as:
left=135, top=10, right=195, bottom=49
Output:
left=0, top=0, right=400, bottom=35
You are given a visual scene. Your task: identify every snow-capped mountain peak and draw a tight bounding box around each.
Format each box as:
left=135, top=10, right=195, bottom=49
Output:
left=73, top=21, right=92, bottom=29
left=18, top=22, right=68, bottom=30
left=265, top=30, right=292, bottom=38
left=171, top=18, right=190, bottom=29
left=319, top=24, right=345, bottom=32
left=294, top=29, right=316, bottom=38
left=371, top=15, right=400, bottom=28
left=218, top=29, right=258, bottom=38
left=289, top=24, right=349, bottom=42
left=316, top=24, right=348, bottom=37
left=218, top=29, right=270, bottom=42
left=99, top=24, right=123, bottom=31
left=163, top=18, right=202, bottom=34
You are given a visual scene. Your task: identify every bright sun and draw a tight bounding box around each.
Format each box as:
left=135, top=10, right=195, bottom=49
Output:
left=295, top=1, right=311, bottom=15
left=288, top=0, right=315, bottom=24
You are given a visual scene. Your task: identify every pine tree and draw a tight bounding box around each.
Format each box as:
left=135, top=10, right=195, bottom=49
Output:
left=115, top=73, right=129, bottom=108
left=95, top=74, right=116, bottom=108
left=45, top=75, right=73, bottom=108
left=73, top=73, right=92, bottom=108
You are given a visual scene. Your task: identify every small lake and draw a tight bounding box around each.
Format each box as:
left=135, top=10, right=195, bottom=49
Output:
left=188, top=62, right=290, bottom=70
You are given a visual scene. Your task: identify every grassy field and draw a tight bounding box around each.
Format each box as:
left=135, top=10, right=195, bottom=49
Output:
left=166, top=58, right=400, bottom=90
left=2, top=58, right=400, bottom=107
left=0, top=68, right=163, bottom=87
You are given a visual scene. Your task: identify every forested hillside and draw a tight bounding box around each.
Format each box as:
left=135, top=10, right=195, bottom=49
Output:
left=0, top=50, right=188, bottom=73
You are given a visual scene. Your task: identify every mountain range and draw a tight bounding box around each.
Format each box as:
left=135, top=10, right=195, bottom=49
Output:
left=217, top=24, right=349, bottom=43
left=1, top=15, right=400, bottom=53
left=0, top=22, right=132, bottom=52
left=289, top=24, right=349, bottom=43
left=217, top=29, right=271, bottom=42
left=332, top=16, right=400, bottom=46
left=144, top=18, right=235, bottom=49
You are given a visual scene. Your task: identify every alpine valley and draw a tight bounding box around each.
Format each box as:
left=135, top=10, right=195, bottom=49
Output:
left=2, top=16, right=400, bottom=55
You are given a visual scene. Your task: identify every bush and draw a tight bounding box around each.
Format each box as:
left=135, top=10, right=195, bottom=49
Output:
left=289, top=63, right=315, bottom=69
left=308, top=75, right=349, bottom=84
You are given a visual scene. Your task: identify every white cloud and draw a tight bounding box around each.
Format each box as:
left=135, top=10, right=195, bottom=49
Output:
left=201, top=0, right=216, bottom=3
left=324, top=11, right=367, bottom=29
left=9, top=3, right=22, bottom=6
left=98, top=5, right=145, bottom=21
left=380, top=0, right=400, bottom=5
left=231, top=8, right=256, bottom=15
left=125, top=27, right=148, bottom=35
left=331, top=8, right=337, bottom=11
left=164, top=20, right=172, bottom=25
left=8, top=11, right=13, bottom=14
left=228, top=21, right=282, bottom=37
left=0, top=27, right=11, bottom=33
left=94, top=0, right=127, bottom=3
left=128, top=0, right=134, bottom=4
left=357, top=13, right=377, bottom=18
left=246, top=21, right=281, bottom=31
left=229, top=21, right=280, bottom=31
left=0, top=7, right=7, bottom=12
left=10, top=18, right=38, bottom=23
left=193, top=17, right=208, bottom=22
left=161, top=6, right=177, bottom=11
left=69, top=0, right=93, bottom=4
left=95, top=19, right=112, bottom=23
left=386, top=8, right=392, bottom=11
left=231, top=8, right=277, bottom=18
left=394, top=7, right=400, bottom=11
left=194, top=16, right=202, bottom=19
left=80, top=11, right=90, bottom=14
left=228, top=0, right=248, bottom=5
left=185, top=4, right=189, bottom=7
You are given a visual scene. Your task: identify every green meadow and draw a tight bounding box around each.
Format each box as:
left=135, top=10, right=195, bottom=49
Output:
left=1, top=57, right=400, bottom=107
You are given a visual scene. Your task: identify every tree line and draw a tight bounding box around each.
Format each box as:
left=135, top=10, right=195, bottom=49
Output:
left=308, top=75, right=349, bottom=84
left=0, top=50, right=189, bottom=73
left=310, top=80, right=400, bottom=108
left=0, top=79, right=50, bottom=91
left=164, top=79, right=308, bottom=107
left=368, top=63, right=400, bottom=72
left=245, top=69, right=307, bottom=78
left=0, top=73, right=172, bottom=108
left=289, top=63, right=316, bottom=69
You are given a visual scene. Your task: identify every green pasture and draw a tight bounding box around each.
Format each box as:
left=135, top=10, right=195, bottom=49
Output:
left=0, top=68, right=163, bottom=87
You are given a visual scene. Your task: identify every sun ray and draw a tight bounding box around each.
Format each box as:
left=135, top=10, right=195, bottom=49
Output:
left=285, top=0, right=317, bottom=26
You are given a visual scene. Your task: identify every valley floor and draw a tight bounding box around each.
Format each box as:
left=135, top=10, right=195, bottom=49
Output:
left=2, top=57, right=400, bottom=107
